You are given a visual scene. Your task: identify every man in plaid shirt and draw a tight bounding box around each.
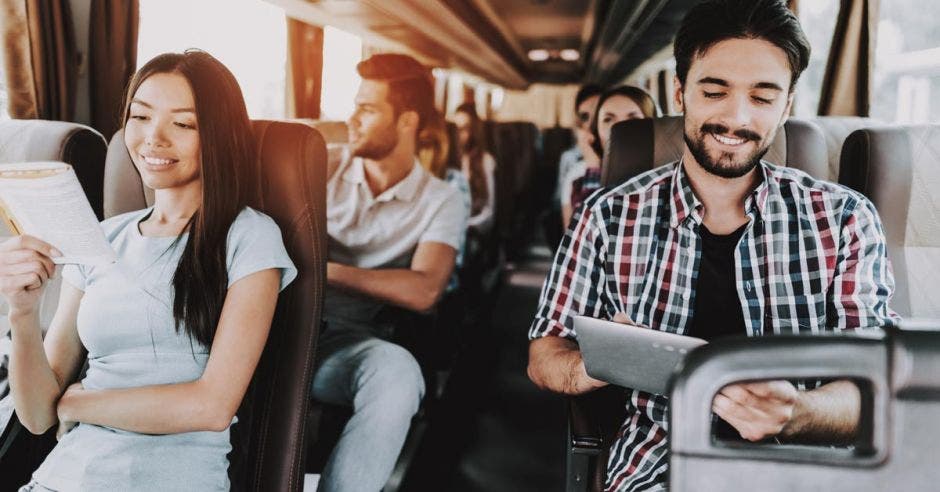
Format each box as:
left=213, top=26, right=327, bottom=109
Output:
left=527, top=0, right=897, bottom=490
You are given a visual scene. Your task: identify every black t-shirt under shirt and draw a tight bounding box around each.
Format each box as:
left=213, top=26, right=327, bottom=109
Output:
left=687, top=222, right=750, bottom=440
left=686, top=223, right=749, bottom=341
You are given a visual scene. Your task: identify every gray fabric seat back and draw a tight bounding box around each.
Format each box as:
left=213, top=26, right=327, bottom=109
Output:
left=670, top=323, right=940, bottom=491
left=838, top=124, right=940, bottom=318
left=811, top=116, right=880, bottom=181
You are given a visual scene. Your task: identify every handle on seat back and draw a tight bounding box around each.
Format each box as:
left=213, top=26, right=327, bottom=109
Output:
left=669, top=333, right=890, bottom=467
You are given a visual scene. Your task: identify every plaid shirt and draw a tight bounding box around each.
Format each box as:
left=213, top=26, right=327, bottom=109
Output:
left=530, top=160, right=898, bottom=492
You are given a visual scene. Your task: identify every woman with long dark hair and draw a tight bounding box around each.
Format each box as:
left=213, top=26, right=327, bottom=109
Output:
left=453, top=103, right=496, bottom=233
left=0, top=50, right=296, bottom=491
left=560, top=85, right=659, bottom=229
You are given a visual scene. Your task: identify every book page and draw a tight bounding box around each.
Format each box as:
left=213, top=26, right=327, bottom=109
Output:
left=0, top=162, right=117, bottom=266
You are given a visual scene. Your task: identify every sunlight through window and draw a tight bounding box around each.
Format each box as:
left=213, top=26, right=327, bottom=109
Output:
left=320, top=26, right=362, bottom=121
left=137, top=0, right=287, bottom=119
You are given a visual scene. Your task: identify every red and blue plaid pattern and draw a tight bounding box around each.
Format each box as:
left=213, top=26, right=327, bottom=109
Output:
left=530, top=160, right=898, bottom=491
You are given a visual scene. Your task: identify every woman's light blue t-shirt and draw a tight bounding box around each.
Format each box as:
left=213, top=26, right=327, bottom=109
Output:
left=32, top=206, right=297, bottom=492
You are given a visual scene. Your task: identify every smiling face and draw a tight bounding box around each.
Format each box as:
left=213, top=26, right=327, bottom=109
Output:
left=124, top=72, right=202, bottom=191
left=676, top=37, right=794, bottom=179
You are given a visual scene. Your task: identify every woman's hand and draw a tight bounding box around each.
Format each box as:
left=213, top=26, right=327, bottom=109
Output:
left=56, top=381, right=84, bottom=440
left=0, top=235, right=60, bottom=316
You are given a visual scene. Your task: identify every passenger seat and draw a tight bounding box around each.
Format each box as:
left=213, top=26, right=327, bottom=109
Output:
left=811, top=116, right=880, bottom=182
left=838, top=124, right=940, bottom=319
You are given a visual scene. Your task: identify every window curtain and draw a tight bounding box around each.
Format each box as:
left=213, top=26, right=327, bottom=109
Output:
left=817, top=0, right=879, bottom=116
left=287, top=19, right=323, bottom=119
left=0, top=0, right=78, bottom=120
left=88, top=0, right=138, bottom=140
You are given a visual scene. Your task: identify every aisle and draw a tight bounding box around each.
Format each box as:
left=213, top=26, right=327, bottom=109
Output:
left=402, top=250, right=568, bottom=491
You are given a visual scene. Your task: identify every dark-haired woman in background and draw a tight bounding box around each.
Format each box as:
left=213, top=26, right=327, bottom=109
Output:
left=454, top=103, right=497, bottom=234
left=561, top=86, right=658, bottom=229
left=0, top=50, right=296, bottom=491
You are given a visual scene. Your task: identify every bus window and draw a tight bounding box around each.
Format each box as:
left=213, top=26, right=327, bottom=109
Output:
left=320, top=26, right=362, bottom=121
left=137, top=0, right=287, bottom=119
left=873, top=0, right=940, bottom=123
left=793, top=0, right=839, bottom=118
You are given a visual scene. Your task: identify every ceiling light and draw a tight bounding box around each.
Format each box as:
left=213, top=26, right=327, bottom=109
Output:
left=527, top=49, right=550, bottom=62
left=560, top=49, right=580, bottom=61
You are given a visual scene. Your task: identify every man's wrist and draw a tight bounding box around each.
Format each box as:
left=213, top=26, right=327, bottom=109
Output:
left=779, top=390, right=811, bottom=439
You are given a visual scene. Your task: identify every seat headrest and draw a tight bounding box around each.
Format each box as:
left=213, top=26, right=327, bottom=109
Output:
left=0, top=119, right=107, bottom=218
left=839, top=124, right=940, bottom=318
left=601, top=116, right=828, bottom=187
left=811, top=116, right=880, bottom=181
left=292, top=119, right=348, bottom=144
left=104, top=120, right=327, bottom=220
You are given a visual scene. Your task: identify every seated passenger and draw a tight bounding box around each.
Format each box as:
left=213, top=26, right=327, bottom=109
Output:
left=564, top=86, right=658, bottom=213
left=453, top=103, right=496, bottom=234
left=559, top=86, right=603, bottom=230
left=0, top=50, right=296, bottom=491
left=313, top=54, right=468, bottom=491
left=527, top=1, right=898, bottom=490
left=418, top=111, right=472, bottom=292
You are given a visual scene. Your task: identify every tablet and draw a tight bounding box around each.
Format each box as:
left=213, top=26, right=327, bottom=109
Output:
left=574, top=316, right=707, bottom=395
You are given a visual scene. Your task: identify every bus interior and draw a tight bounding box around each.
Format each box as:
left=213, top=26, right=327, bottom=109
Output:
left=0, top=0, right=938, bottom=491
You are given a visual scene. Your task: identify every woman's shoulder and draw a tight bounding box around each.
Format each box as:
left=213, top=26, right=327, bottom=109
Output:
left=230, top=207, right=281, bottom=236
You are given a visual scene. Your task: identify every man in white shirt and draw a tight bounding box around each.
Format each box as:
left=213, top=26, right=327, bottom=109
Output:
left=312, top=54, right=468, bottom=492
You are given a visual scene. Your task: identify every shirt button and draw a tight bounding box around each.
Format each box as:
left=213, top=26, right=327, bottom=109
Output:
left=682, top=292, right=690, bottom=300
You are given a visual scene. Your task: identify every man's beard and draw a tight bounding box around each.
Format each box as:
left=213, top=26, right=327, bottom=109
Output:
left=684, top=122, right=771, bottom=179
left=352, top=124, right=399, bottom=160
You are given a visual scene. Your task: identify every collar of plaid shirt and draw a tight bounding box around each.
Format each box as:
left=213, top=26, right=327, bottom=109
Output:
left=668, top=158, right=773, bottom=230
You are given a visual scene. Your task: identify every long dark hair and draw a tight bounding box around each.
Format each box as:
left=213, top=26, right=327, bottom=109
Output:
left=122, top=50, right=257, bottom=348
left=454, top=102, right=489, bottom=216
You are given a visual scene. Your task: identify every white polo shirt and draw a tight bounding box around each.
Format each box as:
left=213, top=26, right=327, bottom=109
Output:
left=324, top=153, right=468, bottom=333
left=327, top=154, right=467, bottom=268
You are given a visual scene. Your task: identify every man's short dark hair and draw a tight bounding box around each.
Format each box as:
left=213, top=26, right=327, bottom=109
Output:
left=357, top=53, right=435, bottom=132
left=575, top=84, right=603, bottom=111
left=674, top=0, right=810, bottom=91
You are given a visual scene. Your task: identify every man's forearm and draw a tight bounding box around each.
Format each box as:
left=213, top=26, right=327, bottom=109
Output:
left=527, top=336, right=607, bottom=395
left=327, top=262, right=443, bottom=312
left=782, top=380, right=860, bottom=443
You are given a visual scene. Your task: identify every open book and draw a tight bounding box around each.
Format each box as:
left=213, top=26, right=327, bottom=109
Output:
left=0, top=161, right=117, bottom=266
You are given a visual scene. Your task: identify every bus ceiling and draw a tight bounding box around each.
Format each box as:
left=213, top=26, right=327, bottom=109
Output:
left=264, top=0, right=699, bottom=89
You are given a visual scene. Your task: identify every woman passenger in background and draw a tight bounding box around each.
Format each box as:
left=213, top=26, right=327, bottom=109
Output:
left=0, top=50, right=296, bottom=491
left=419, top=111, right=471, bottom=293
left=561, top=86, right=659, bottom=228
left=453, top=103, right=497, bottom=234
